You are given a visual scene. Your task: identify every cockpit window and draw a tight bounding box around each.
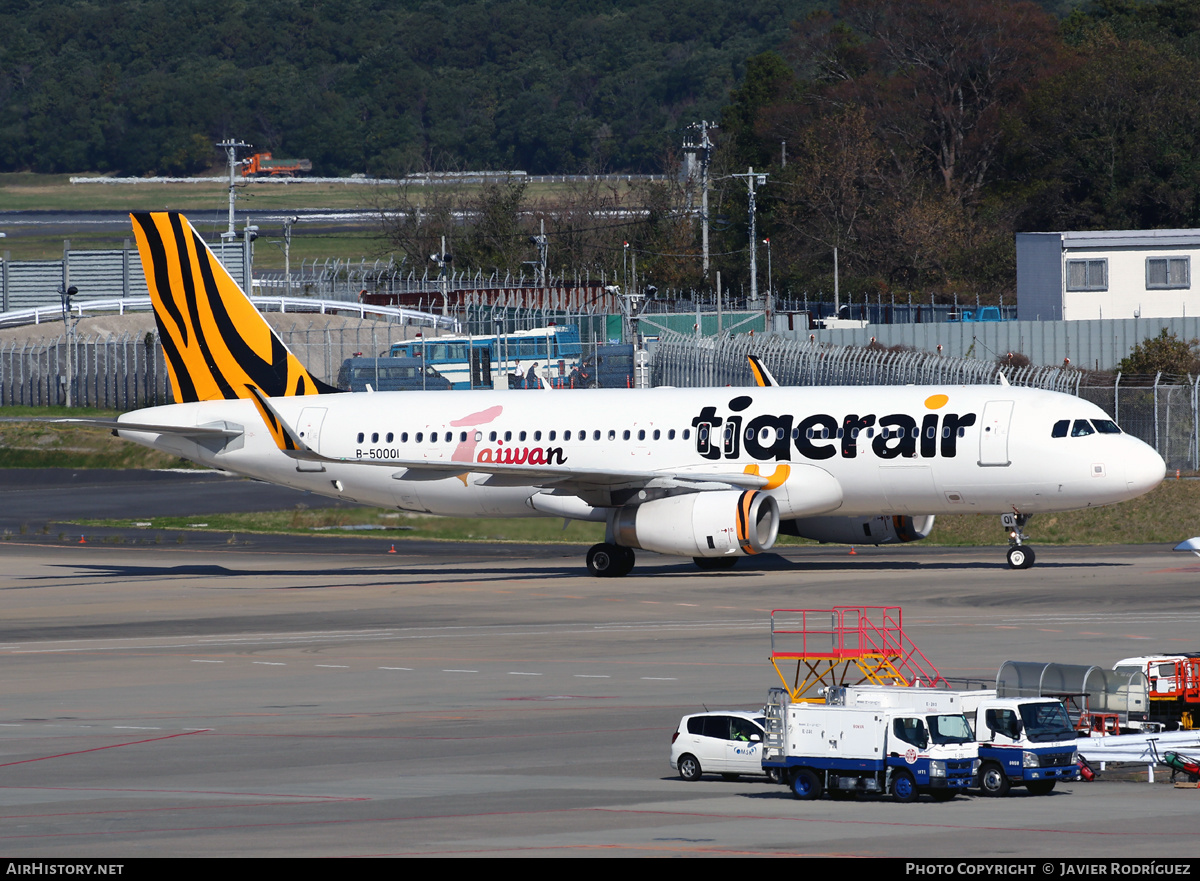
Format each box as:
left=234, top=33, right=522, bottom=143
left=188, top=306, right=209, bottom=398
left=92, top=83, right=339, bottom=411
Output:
left=1092, top=419, right=1122, bottom=434
left=1051, top=420, right=1069, bottom=438
left=1071, top=420, right=1095, bottom=437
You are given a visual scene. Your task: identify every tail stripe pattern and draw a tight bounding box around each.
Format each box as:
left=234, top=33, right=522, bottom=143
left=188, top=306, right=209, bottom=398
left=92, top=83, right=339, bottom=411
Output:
left=131, top=212, right=337, bottom=403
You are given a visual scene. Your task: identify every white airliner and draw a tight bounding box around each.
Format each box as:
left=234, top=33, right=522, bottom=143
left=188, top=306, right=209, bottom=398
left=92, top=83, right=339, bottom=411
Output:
left=74, top=213, right=1167, bottom=576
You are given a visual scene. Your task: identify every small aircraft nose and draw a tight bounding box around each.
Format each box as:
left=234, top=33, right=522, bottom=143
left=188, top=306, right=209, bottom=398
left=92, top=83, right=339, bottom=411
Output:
left=1126, top=441, right=1166, bottom=496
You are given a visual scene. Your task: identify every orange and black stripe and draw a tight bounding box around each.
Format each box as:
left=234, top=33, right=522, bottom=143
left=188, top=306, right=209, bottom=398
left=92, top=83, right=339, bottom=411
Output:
left=747, top=355, right=774, bottom=387
left=736, top=490, right=761, bottom=555
left=131, top=212, right=338, bottom=403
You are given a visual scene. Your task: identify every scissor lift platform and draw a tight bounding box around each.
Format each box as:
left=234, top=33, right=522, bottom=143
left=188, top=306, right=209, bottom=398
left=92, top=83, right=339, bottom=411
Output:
left=770, top=606, right=945, bottom=702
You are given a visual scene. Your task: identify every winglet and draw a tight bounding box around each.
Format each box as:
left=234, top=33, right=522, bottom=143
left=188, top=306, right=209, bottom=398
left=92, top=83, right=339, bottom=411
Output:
left=130, top=212, right=339, bottom=403
left=1174, top=537, right=1200, bottom=558
left=747, top=355, right=778, bottom=387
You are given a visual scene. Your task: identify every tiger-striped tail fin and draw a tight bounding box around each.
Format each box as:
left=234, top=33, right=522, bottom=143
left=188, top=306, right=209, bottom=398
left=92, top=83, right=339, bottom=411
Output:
left=130, top=212, right=338, bottom=402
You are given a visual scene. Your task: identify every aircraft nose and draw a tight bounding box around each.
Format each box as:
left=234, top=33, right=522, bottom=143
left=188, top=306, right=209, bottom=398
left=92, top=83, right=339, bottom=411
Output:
left=1125, top=440, right=1166, bottom=496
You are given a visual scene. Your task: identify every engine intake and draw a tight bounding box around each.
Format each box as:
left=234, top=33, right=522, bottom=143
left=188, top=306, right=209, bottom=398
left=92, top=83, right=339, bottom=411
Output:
left=614, top=490, right=780, bottom=558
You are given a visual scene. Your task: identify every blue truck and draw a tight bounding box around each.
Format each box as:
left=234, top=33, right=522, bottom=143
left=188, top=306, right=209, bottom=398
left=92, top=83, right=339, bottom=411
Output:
left=761, top=688, right=978, bottom=802
left=826, top=685, right=1080, bottom=796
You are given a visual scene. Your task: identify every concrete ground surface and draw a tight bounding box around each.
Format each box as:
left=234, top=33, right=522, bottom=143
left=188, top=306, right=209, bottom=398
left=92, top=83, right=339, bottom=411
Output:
left=0, top=471, right=1196, bottom=857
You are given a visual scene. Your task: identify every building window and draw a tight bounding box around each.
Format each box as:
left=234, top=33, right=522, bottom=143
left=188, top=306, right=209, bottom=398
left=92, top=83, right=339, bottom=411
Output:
left=1146, top=257, right=1190, bottom=290
left=1066, top=259, right=1107, bottom=291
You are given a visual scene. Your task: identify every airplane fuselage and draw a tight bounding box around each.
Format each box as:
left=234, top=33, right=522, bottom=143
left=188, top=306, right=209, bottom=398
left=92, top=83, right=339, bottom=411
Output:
left=117, top=384, right=1165, bottom=521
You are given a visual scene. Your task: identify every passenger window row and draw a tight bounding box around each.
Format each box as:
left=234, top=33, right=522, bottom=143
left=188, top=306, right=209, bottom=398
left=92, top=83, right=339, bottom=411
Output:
left=355, top=428, right=692, bottom=444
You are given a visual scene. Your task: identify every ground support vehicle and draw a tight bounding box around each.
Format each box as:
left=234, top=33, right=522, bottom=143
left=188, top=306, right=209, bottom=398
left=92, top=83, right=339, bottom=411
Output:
left=669, top=710, right=779, bottom=782
left=761, top=688, right=977, bottom=802
left=240, top=152, right=312, bottom=177
left=1113, top=654, right=1200, bottom=730
left=828, top=685, right=1079, bottom=796
left=388, top=326, right=582, bottom=390
left=336, top=357, right=452, bottom=392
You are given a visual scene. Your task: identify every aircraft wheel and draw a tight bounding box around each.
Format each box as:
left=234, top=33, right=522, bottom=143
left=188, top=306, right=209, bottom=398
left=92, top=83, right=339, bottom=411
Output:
left=587, top=543, right=628, bottom=578
left=1007, top=545, right=1035, bottom=569
left=693, top=556, right=738, bottom=571
left=615, top=546, right=636, bottom=576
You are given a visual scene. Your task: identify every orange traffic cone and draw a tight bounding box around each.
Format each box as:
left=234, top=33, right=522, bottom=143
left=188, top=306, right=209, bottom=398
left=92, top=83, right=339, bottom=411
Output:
left=79, top=535, right=87, bottom=544
left=388, top=544, right=396, bottom=554
left=848, top=546, right=856, bottom=555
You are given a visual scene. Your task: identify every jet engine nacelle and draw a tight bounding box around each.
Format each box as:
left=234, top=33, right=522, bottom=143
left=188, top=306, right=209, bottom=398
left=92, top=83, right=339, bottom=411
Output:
left=613, top=490, right=780, bottom=558
left=780, top=514, right=935, bottom=545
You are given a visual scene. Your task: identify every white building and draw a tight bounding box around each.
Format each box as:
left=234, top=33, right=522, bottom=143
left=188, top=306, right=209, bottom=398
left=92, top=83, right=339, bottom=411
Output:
left=1016, top=229, right=1200, bottom=321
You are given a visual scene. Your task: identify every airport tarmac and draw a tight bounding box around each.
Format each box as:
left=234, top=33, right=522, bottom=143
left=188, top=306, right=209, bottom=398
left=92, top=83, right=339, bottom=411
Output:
left=0, top=472, right=1197, bottom=857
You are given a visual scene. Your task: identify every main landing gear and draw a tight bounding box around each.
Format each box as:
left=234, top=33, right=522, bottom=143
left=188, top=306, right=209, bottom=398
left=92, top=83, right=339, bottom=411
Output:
left=586, top=543, right=635, bottom=577
left=1002, top=512, right=1035, bottom=569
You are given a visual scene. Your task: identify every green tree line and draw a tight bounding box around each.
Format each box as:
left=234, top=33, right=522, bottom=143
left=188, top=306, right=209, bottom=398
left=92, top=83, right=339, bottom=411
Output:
left=0, top=0, right=819, bottom=176
left=709, top=0, right=1200, bottom=300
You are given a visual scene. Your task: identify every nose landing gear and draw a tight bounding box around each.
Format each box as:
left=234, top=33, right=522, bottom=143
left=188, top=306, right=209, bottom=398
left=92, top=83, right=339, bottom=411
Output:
left=1002, top=512, right=1035, bottom=569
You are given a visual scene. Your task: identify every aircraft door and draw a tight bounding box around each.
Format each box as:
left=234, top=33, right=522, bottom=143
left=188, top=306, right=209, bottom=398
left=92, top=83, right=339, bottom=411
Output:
left=297, top=407, right=326, bottom=452
left=979, top=400, right=1014, bottom=466
left=295, top=407, right=327, bottom=473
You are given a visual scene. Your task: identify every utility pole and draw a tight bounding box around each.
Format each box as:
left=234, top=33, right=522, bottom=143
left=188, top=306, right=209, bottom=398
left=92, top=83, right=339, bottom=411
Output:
left=733, top=167, right=768, bottom=302
left=216, top=140, right=251, bottom=242
left=683, top=121, right=717, bottom=278
left=834, top=246, right=840, bottom=317
left=283, top=216, right=297, bottom=297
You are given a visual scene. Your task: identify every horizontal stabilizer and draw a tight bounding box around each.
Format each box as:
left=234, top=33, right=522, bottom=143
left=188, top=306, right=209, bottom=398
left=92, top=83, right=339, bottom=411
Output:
left=56, top=418, right=243, bottom=439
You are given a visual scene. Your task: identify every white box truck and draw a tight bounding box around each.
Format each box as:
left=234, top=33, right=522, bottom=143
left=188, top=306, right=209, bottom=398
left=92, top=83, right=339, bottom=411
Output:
left=761, top=688, right=978, bottom=802
left=826, top=685, right=1080, bottom=796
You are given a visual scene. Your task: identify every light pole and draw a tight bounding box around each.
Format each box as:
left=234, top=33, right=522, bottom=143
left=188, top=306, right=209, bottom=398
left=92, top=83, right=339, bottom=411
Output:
left=430, top=236, right=452, bottom=316
left=216, top=140, right=251, bottom=242
left=283, top=216, right=298, bottom=297
left=763, top=237, right=773, bottom=325
left=59, top=284, right=78, bottom=407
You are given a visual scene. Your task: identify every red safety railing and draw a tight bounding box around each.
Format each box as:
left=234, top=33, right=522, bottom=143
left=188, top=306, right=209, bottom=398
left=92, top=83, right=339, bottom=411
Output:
left=769, top=606, right=945, bottom=700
